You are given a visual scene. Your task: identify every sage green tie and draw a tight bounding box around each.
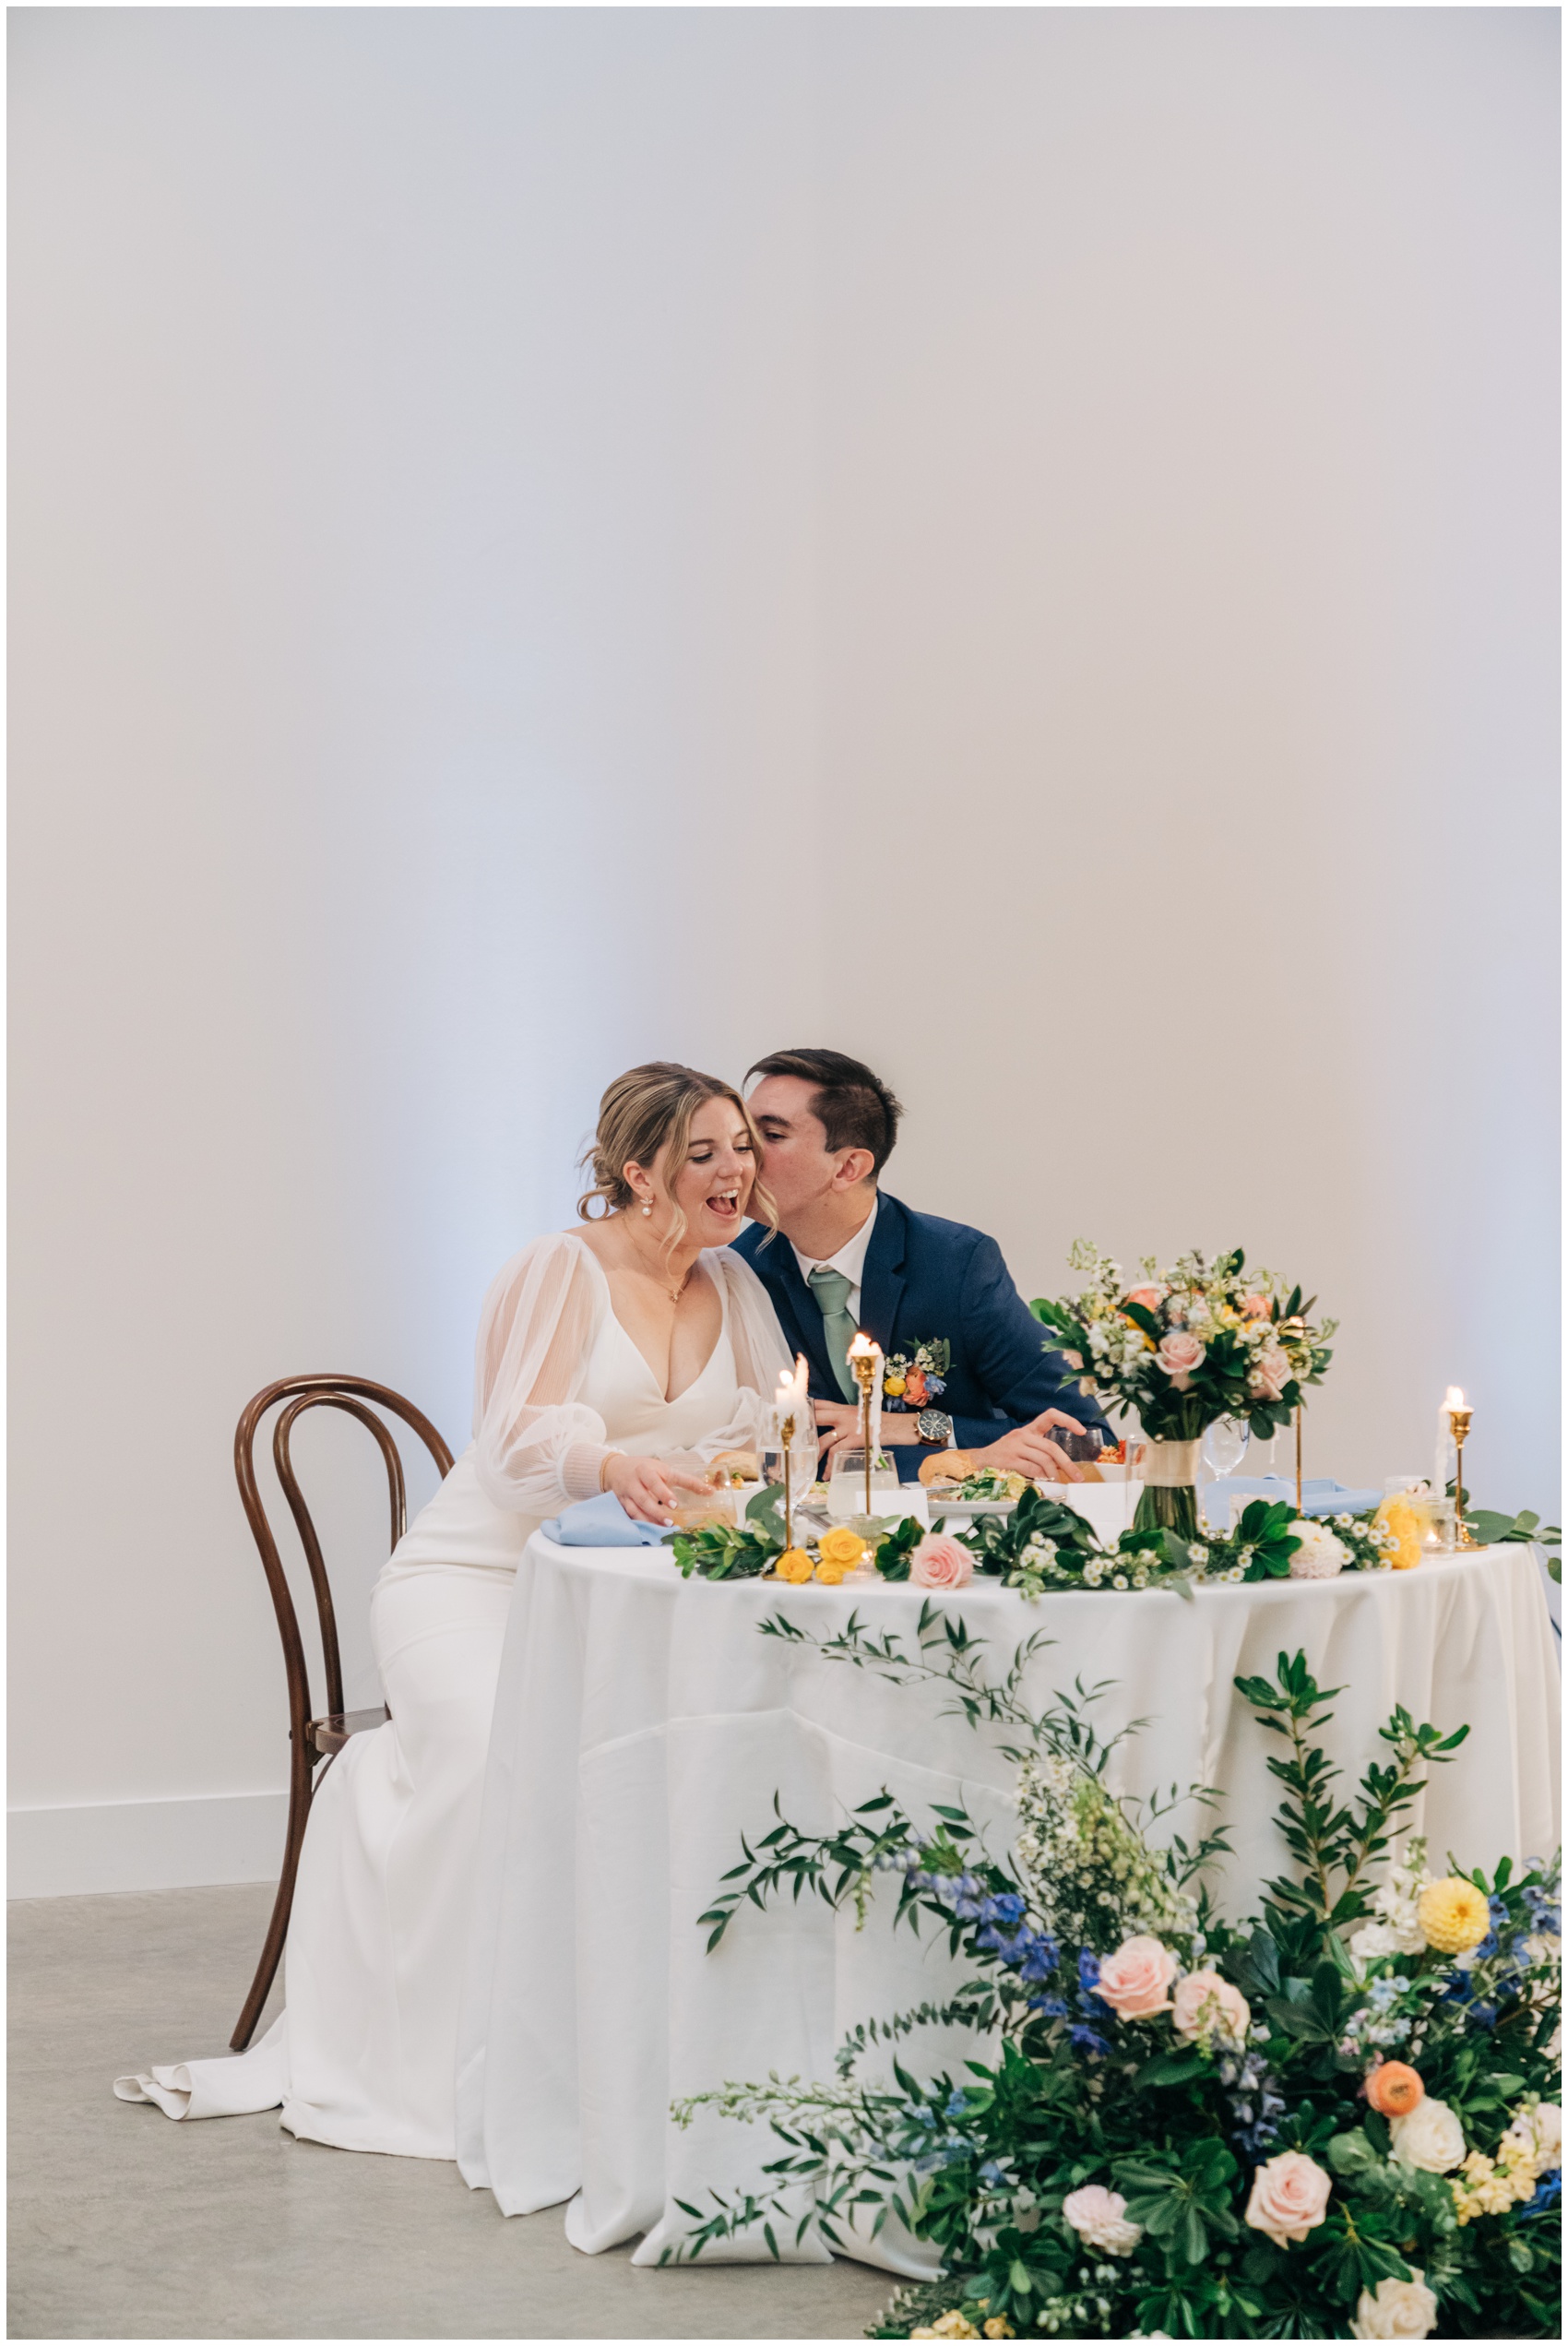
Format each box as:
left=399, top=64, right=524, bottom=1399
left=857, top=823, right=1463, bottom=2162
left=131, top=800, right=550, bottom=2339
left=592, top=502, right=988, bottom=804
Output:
left=808, top=1267, right=859, bottom=1400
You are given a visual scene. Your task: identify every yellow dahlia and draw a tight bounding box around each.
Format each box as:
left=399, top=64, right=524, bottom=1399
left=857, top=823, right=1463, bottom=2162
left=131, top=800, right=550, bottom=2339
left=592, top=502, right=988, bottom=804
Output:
left=1418, top=1876, right=1491, bottom=1954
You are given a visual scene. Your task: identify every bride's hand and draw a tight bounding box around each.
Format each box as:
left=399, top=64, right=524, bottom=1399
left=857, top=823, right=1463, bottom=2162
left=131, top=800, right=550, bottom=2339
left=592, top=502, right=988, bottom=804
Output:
left=603, top=1453, right=714, bottom=1526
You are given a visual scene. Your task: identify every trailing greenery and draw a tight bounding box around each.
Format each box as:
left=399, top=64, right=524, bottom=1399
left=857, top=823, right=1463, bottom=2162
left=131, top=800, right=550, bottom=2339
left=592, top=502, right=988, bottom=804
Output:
left=664, top=1626, right=1562, bottom=2340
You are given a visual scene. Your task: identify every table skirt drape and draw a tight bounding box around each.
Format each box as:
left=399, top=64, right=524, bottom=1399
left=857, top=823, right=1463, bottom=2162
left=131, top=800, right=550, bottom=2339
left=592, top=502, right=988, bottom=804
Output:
left=455, top=1536, right=1560, bottom=2266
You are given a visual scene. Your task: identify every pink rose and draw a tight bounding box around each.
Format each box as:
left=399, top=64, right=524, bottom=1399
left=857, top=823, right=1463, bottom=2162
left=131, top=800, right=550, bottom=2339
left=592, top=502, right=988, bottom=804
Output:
left=1124, top=1286, right=1164, bottom=1315
left=1091, top=1935, right=1179, bottom=2020
left=1154, top=1329, right=1206, bottom=1390
left=1061, top=2185, right=1143, bottom=2256
left=1244, top=2150, right=1333, bottom=2247
left=909, top=1533, right=974, bottom=1591
left=1241, top=1293, right=1273, bottom=1320
left=1248, top=1347, right=1290, bottom=1400
left=1171, top=1969, right=1251, bottom=2047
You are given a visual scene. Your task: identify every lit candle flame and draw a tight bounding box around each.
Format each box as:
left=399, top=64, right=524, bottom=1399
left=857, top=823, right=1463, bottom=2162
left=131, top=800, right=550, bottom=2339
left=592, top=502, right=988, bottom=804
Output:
left=1444, top=1387, right=1466, bottom=1411
left=848, top=1331, right=875, bottom=1360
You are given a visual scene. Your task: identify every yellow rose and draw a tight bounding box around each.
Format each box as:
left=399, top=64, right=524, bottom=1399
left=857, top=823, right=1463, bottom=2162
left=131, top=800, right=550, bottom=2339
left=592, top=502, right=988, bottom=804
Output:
left=814, top=1557, right=849, bottom=1585
left=1418, top=1876, right=1491, bottom=1955
left=816, top=1526, right=866, bottom=1570
left=1373, top=1497, right=1424, bottom=1571
left=885, top=1374, right=907, bottom=1397
left=775, top=1547, right=814, bottom=1584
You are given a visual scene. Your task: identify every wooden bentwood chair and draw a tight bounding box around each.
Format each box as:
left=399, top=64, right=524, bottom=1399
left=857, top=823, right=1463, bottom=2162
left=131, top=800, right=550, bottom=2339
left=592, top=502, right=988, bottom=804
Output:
left=230, top=1375, right=454, bottom=2052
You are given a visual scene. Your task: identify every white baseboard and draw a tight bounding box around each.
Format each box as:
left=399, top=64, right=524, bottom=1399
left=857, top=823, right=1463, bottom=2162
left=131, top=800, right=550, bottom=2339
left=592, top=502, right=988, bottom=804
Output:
left=8, top=1789, right=289, bottom=1898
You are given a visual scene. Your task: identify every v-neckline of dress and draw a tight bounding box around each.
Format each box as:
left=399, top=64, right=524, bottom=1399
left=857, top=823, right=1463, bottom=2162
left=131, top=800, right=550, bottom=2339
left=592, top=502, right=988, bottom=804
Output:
left=576, top=1241, right=728, bottom=1405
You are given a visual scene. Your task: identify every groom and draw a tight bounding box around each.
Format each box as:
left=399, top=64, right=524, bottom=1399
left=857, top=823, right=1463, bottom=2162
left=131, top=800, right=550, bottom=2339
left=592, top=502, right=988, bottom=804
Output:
left=734, top=1048, right=1106, bottom=1484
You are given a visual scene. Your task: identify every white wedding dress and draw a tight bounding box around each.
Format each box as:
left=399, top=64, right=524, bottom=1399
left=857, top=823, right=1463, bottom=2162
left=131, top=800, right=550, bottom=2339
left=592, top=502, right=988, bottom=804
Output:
left=116, top=1233, right=790, bottom=2157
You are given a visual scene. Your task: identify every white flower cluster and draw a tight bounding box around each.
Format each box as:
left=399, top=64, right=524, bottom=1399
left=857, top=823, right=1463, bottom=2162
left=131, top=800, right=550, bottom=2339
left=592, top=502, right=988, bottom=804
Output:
left=1015, top=1751, right=1197, bottom=1950
left=1349, top=1840, right=1431, bottom=1968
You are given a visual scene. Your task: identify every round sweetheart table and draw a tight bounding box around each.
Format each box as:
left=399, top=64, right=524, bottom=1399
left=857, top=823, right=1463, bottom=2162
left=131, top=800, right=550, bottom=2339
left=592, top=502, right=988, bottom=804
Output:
left=454, top=1535, right=1560, bottom=2269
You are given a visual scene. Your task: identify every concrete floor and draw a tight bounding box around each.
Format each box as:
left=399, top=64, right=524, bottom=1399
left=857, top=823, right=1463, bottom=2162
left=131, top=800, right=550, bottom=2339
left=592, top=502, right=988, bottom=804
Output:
left=8, top=1883, right=893, bottom=2340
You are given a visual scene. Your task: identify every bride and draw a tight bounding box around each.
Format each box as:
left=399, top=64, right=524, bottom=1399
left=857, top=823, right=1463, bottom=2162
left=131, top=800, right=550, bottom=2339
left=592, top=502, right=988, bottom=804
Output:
left=117, top=1062, right=793, bottom=2157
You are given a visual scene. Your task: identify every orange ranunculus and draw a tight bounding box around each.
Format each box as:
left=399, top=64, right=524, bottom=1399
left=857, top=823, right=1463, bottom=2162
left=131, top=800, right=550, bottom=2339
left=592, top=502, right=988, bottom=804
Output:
left=904, top=1370, right=929, bottom=1408
left=1366, top=2061, right=1425, bottom=2119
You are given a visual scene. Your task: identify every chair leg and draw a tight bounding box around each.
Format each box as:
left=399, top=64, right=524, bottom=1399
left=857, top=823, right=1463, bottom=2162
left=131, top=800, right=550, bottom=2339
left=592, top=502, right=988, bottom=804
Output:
left=231, top=1746, right=315, bottom=2052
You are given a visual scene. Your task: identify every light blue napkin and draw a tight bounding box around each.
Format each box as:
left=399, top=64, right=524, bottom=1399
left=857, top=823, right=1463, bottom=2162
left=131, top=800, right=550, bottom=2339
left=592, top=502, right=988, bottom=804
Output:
left=541, top=1491, right=672, bottom=1548
left=1203, top=1475, right=1384, bottom=1525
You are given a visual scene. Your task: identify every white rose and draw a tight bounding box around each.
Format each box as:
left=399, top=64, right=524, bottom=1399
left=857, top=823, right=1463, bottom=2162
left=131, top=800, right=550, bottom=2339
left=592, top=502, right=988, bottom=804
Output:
left=1350, top=2270, right=1440, bottom=2340
left=1505, top=2102, right=1562, bottom=2172
left=1289, top=1520, right=1348, bottom=1579
left=1390, top=2096, right=1466, bottom=2173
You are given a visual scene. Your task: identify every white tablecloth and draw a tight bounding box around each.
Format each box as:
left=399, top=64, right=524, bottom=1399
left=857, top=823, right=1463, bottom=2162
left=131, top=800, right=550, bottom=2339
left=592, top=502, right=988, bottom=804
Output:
left=455, top=1537, right=1560, bottom=2265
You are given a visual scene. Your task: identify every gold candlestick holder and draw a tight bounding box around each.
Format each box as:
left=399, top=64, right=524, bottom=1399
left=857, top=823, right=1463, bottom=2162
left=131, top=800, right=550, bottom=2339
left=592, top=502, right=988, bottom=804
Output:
left=1447, top=1404, right=1474, bottom=1545
left=779, top=1413, right=796, bottom=1551
left=850, top=1350, right=877, bottom=1518
left=1295, top=1405, right=1303, bottom=1514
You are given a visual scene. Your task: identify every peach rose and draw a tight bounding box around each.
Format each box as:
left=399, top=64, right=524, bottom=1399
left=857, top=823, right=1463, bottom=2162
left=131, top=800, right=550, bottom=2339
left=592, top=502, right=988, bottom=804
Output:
left=903, top=1370, right=929, bottom=1408
left=1248, top=1347, right=1291, bottom=1400
left=910, top=1533, right=974, bottom=1591
left=1365, top=2061, right=1425, bottom=2120
left=1243, top=2150, right=1333, bottom=2247
left=1091, top=1935, right=1179, bottom=2021
left=1061, top=2185, right=1142, bottom=2255
left=1170, top=1969, right=1251, bottom=2047
left=1125, top=1286, right=1164, bottom=1315
left=1241, top=1294, right=1273, bottom=1320
left=1155, top=1330, right=1206, bottom=1389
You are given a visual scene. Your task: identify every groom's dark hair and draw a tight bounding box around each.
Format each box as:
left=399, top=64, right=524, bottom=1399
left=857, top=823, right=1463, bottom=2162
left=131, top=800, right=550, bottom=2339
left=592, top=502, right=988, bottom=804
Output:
left=744, top=1049, right=903, bottom=1180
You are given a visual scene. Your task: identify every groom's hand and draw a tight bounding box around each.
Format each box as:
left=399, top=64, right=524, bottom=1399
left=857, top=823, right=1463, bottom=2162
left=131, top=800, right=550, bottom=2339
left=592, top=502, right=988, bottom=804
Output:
left=973, top=1411, right=1087, bottom=1483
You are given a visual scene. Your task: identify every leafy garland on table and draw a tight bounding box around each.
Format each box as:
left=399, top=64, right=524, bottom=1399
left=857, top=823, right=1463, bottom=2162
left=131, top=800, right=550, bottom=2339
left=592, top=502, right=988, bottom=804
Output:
left=667, top=1482, right=1555, bottom=1602
left=664, top=1609, right=1562, bottom=2340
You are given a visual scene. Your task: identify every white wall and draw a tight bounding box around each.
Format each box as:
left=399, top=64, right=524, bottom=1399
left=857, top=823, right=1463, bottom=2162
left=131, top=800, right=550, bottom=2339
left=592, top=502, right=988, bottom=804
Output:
left=10, top=9, right=1558, bottom=1892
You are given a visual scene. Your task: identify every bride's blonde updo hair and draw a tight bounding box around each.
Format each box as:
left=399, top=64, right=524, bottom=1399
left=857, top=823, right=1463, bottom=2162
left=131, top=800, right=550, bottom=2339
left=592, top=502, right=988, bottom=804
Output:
left=576, top=1062, right=776, bottom=1244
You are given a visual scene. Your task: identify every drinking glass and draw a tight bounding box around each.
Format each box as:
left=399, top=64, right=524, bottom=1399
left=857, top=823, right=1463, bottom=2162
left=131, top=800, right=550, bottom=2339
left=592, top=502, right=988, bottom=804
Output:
left=1203, top=1420, right=1251, bottom=1479
left=828, top=1448, right=900, bottom=1521
left=1052, top=1427, right=1107, bottom=1466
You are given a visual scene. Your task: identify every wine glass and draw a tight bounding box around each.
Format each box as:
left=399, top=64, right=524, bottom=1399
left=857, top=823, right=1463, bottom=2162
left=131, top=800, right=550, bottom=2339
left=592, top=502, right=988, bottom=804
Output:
left=1203, top=1418, right=1250, bottom=1480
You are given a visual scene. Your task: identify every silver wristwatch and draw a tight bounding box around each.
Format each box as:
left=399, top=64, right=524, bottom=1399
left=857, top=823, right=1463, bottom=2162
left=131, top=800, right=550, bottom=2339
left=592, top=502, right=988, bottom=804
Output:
left=916, top=1409, right=955, bottom=1447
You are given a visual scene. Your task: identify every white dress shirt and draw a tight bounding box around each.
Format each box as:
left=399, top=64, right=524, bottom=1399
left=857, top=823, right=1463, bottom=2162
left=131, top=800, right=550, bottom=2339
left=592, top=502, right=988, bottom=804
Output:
left=790, top=1197, right=879, bottom=1328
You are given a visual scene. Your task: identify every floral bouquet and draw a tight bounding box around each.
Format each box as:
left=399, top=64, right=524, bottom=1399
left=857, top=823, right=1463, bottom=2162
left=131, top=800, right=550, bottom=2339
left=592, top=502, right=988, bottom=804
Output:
left=670, top=1621, right=1561, bottom=2340
left=1030, top=1244, right=1336, bottom=1539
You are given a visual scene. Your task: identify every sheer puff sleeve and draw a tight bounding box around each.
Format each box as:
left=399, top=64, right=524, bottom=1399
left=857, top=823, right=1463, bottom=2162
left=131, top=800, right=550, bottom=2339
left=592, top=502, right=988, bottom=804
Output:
left=471, top=1233, right=614, bottom=1514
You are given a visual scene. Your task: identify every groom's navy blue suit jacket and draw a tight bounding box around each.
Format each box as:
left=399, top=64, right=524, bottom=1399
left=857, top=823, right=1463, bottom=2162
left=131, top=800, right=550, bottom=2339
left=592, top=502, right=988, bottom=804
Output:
left=732, top=1193, right=1107, bottom=1483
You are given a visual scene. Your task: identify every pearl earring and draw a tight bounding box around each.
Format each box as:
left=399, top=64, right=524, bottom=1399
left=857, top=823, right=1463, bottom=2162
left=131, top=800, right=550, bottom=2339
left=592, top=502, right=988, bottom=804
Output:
left=642, top=1202, right=653, bottom=1218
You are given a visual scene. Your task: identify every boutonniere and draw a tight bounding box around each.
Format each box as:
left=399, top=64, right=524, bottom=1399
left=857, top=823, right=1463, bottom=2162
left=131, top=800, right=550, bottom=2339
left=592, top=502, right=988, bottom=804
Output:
left=883, top=1340, right=950, bottom=1411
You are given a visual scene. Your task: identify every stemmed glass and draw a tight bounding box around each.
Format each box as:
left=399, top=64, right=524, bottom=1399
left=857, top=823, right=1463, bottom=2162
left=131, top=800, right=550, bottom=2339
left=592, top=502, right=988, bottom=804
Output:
left=1201, top=1417, right=1250, bottom=1518
left=1203, top=1420, right=1251, bottom=1479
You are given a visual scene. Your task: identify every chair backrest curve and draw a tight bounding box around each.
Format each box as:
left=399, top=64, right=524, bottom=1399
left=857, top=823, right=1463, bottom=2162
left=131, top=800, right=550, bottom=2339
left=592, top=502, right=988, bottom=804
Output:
left=234, top=1375, right=455, bottom=1738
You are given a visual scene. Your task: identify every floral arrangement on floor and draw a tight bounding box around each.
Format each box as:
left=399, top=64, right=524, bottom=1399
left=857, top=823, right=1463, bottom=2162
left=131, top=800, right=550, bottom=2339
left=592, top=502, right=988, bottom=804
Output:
left=1029, top=1245, right=1335, bottom=1538
left=669, top=1615, right=1562, bottom=2340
